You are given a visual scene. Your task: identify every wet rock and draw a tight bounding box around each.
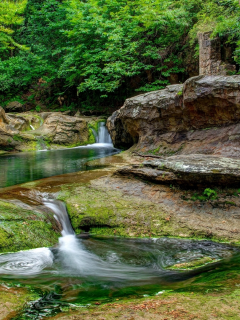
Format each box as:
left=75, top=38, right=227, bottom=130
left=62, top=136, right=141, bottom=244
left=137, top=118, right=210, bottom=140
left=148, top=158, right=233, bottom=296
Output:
left=117, top=154, right=240, bottom=186
left=0, top=199, right=60, bottom=252
left=5, top=101, right=25, bottom=113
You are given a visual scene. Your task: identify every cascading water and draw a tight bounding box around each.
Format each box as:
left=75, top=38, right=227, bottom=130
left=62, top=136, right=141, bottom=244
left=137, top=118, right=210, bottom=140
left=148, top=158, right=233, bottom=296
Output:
left=0, top=197, right=239, bottom=320
left=43, top=199, right=155, bottom=278
left=89, top=121, right=113, bottom=145
left=97, top=121, right=112, bottom=144
left=30, top=124, right=35, bottom=130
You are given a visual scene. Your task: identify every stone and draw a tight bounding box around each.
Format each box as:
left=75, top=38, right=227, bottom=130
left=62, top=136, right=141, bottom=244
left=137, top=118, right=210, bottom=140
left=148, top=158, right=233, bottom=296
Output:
left=6, top=114, right=30, bottom=131
left=31, top=113, right=89, bottom=145
left=116, top=166, right=178, bottom=183
left=0, top=107, right=19, bottom=149
left=107, top=75, right=240, bottom=157
left=74, top=110, right=81, bottom=118
left=198, top=32, right=236, bottom=76
left=5, top=101, right=25, bottom=113
left=107, top=84, right=183, bottom=148
left=117, top=154, right=240, bottom=187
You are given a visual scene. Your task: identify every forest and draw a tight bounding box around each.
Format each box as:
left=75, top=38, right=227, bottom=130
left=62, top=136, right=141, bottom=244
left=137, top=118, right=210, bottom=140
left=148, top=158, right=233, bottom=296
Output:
left=0, top=0, right=240, bottom=114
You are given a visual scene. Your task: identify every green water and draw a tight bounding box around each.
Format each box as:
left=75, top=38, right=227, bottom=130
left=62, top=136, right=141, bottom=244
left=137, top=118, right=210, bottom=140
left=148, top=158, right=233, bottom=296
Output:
left=0, top=235, right=239, bottom=319
left=0, top=145, right=119, bottom=187
left=0, top=147, right=239, bottom=320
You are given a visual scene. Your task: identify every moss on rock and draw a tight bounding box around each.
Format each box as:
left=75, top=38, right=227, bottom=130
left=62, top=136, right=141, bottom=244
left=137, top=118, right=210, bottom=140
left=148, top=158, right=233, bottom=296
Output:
left=0, top=200, right=60, bottom=252
left=58, top=183, right=190, bottom=238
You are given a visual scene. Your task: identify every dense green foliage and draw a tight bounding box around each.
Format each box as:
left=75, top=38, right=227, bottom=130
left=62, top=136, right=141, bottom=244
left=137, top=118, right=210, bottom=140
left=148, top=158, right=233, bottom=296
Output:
left=0, top=0, right=239, bottom=112
left=0, top=0, right=28, bottom=53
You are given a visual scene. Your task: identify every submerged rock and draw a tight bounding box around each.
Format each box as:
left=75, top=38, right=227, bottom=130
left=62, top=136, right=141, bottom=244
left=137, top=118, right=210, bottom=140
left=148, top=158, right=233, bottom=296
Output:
left=117, top=154, right=240, bottom=187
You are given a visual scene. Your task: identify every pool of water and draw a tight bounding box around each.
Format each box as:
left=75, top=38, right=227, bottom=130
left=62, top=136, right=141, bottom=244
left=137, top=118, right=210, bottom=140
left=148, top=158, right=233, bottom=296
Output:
left=1, top=235, right=239, bottom=320
left=0, top=144, right=119, bottom=188
left=0, top=142, right=240, bottom=320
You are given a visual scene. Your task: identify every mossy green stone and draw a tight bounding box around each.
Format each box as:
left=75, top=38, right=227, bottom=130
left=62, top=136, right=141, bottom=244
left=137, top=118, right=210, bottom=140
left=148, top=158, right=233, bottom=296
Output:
left=0, top=200, right=60, bottom=252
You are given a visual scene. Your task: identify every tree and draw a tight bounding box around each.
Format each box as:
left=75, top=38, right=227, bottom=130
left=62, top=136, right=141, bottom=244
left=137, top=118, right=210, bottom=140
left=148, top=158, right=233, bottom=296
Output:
left=0, top=0, right=28, bottom=53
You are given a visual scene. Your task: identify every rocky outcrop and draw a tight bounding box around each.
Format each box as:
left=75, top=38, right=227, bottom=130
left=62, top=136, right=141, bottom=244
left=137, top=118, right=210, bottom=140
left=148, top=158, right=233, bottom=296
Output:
left=107, top=75, right=240, bottom=157
left=0, top=107, right=20, bottom=150
left=5, top=101, right=25, bottom=113
left=31, top=113, right=89, bottom=145
left=107, top=84, right=183, bottom=148
left=198, top=32, right=236, bottom=76
left=0, top=108, right=101, bottom=151
left=117, top=154, right=240, bottom=187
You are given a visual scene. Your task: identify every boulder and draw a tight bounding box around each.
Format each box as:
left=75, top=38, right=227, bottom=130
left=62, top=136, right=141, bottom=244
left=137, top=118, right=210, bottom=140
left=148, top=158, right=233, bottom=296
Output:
left=5, top=101, right=25, bottom=113
left=107, top=75, right=240, bottom=156
left=183, top=75, right=240, bottom=129
left=6, top=114, right=30, bottom=131
left=32, top=113, right=89, bottom=145
left=107, top=84, right=183, bottom=148
left=0, top=107, right=19, bottom=149
left=117, top=154, right=240, bottom=186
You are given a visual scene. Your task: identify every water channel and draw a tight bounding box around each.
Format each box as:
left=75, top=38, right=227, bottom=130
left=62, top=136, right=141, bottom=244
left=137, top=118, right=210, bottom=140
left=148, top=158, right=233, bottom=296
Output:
left=0, top=124, right=240, bottom=319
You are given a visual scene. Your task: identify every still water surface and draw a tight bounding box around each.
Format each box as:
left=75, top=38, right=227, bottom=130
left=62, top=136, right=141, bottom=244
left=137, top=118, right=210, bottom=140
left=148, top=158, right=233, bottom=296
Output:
left=0, top=144, right=119, bottom=188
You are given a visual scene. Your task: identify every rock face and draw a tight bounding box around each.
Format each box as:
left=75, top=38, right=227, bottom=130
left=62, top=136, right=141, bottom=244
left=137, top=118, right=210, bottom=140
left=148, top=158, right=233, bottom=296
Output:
left=107, top=75, right=240, bottom=157
left=198, top=32, right=236, bottom=76
left=0, top=107, right=19, bottom=150
left=31, top=113, right=89, bottom=145
left=117, top=154, right=240, bottom=187
left=107, top=84, right=183, bottom=148
left=183, top=75, right=240, bottom=129
left=0, top=108, right=99, bottom=151
left=5, top=101, right=25, bottom=113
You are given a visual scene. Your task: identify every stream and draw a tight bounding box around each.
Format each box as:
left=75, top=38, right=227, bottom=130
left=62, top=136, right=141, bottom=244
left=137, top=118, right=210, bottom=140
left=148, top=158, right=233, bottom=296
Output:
left=0, top=124, right=240, bottom=319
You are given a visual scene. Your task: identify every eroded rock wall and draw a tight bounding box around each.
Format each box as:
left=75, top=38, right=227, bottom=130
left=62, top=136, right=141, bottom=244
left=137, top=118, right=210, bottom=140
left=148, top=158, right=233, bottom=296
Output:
left=107, top=75, right=240, bottom=157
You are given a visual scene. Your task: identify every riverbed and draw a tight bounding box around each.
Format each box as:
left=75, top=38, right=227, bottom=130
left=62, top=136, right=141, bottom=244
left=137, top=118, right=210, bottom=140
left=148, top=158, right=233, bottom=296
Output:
left=0, top=133, right=240, bottom=319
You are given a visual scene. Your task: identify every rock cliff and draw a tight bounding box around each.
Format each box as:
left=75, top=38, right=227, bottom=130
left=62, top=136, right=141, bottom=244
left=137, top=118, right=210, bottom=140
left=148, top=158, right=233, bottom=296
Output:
left=107, top=75, right=240, bottom=158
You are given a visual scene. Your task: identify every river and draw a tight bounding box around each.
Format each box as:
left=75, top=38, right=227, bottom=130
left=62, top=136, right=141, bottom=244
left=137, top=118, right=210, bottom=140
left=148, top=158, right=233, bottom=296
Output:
left=0, top=124, right=239, bottom=319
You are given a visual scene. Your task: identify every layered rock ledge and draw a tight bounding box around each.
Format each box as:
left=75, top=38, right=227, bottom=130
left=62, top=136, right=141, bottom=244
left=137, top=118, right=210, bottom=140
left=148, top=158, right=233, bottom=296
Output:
left=117, top=154, right=240, bottom=187
left=107, top=75, right=240, bottom=158
left=0, top=107, right=103, bottom=151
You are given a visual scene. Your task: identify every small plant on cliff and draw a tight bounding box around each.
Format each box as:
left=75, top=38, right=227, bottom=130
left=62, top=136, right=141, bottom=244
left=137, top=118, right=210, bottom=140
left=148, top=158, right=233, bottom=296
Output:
left=203, top=188, right=218, bottom=200
left=35, top=105, right=41, bottom=112
left=185, top=188, right=218, bottom=202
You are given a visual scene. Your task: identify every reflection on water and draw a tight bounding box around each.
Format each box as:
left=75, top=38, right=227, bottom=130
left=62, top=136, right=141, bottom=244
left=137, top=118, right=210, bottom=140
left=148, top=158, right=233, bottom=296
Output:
left=0, top=144, right=119, bottom=188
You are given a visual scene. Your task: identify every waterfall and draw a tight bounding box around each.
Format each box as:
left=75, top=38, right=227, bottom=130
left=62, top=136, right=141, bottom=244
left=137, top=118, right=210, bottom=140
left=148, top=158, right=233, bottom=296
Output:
left=89, top=121, right=113, bottom=145
left=43, top=200, right=74, bottom=237
left=30, top=124, right=35, bottom=130
left=97, top=122, right=112, bottom=144
left=43, top=199, right=150, bottom=278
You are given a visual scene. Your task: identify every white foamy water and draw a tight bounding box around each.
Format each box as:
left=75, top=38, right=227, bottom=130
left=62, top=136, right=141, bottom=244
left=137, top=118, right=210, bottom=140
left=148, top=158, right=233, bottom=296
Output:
left=0, top=248, right=53, bottom=275
left=44, top=200, right=154, bottom=280
left=98, top=122, right=112, bottom=144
